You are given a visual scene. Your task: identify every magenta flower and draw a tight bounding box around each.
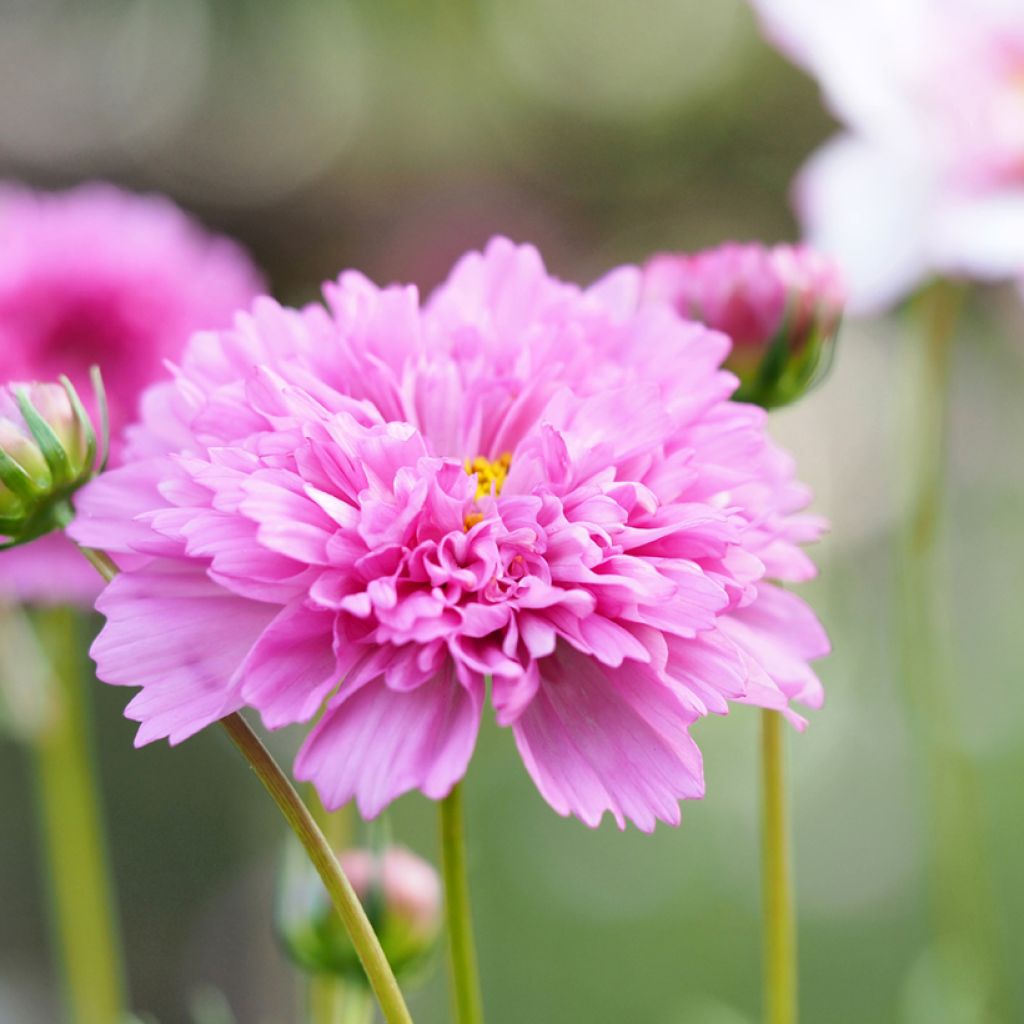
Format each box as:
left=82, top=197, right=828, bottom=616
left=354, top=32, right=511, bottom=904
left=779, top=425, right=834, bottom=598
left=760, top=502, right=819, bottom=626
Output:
left=0, top=182, right=264, bottom=603
left=70, top=238, right=828, bottom=831
left=641, top=242, right=844, bottom=407
left=750, top=0, right=1024, bottom=312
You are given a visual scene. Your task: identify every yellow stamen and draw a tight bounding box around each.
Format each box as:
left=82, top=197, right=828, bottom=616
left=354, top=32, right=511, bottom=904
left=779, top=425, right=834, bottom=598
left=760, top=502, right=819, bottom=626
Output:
left=463, top=452, right=511, bottom=530
left=464, top=452, right=512, bottom=501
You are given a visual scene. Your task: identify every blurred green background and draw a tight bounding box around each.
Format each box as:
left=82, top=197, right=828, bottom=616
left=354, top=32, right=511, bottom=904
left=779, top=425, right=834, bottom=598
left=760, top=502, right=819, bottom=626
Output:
left=1, top=2, right=1022, bottom=1022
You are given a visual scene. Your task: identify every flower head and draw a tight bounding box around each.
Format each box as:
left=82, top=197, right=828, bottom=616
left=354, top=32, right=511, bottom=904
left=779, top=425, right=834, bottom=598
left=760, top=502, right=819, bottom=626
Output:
left=641, top=242, right=844, bottom=408
left=71, top=238, right=828, bottom=832
left=278, top=843, right=441, bottom=983
left=0, top=374, right=104, bottom=548
left=750, top=0, right=1024, bottom=312
left=0, top=182, right=264, bottom=603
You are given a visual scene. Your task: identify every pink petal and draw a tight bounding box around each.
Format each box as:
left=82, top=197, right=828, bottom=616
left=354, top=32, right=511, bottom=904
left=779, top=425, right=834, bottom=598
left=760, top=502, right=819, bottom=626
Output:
left=91, top=561, right=277, bottom=745
left=294, top=662, right=483, bottom=818
left=239, top=601, right=340, bottom=728
left=720, top=583, right=829, bottom=711
left=512, top=646, right=704, bottom=832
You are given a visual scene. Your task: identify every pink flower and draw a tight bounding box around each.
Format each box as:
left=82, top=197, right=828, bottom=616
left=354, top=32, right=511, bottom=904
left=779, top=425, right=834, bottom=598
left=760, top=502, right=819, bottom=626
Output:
left=0, top=182, right=264, bottom=604
left=70, top=238, right=828, bottom=831
left=750, top=0, right=1024, bottom=312
left=641, top=242, right=844, bottom=408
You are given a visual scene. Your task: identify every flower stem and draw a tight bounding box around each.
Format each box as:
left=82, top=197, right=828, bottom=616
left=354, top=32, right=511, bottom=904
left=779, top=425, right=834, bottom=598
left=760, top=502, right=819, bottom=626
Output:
left=900, top=281, right=1005, bottom=1011
left=439, top=783, right=484, bottom=1024
left=760, top=708, right=795, bottom=1024
left=74, top=544, right=413, bottom=1024
left=32, top=605, right=126, bottom=1024
left=221, top=714, right=413, bottom=1024
left=307, top=795, right=358, bottom=1024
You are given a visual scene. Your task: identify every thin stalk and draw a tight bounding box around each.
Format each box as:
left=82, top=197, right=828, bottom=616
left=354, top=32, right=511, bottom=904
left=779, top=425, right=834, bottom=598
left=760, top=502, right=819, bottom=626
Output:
left=307, top=795, right=357, bottom=1024
left=220, top=714, right=412, bottom=1024
left=760, top=709, right=795, bottom=1024
left=338, top=986, right=375, bottom=1024
left=899, top=282, right=1005, bottom=1011
left=32, top=605, right=126, bottom=1024
left=439, top=783, right=484, bottom=1024
left=75, top=544, right=413, bottom=1024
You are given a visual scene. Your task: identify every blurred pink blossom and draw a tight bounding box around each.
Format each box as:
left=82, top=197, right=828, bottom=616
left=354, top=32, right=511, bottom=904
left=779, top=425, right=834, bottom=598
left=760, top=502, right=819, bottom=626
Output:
left=641, top=242, right=844, bottom=407
left=0, top=182, right=264, bottom=604
left=71, top=238, right=828, bottom=832
left=642, top=242, right=844, bottom=348
left=750, top=0, right=1024, bottom=312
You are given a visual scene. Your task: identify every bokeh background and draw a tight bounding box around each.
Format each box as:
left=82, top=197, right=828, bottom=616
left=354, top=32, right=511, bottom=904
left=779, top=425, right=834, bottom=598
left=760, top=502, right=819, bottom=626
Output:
left=1, top=1, right=1022, bottom=1022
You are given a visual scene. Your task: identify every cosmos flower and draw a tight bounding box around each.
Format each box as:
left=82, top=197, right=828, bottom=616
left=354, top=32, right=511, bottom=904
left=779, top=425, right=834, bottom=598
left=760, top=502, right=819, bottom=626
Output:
left=0, top=182, right=264, bottom=603
left=641, top=242, right=844, bottom=407
left=750, top=0, right=1024, bottom=312
left=70, top=238, right=828, bottom=831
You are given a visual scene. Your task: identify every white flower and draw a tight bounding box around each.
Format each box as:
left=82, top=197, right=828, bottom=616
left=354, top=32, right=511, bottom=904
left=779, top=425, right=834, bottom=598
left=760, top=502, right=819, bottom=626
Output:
left=751, top=0, right=1024, bottom=312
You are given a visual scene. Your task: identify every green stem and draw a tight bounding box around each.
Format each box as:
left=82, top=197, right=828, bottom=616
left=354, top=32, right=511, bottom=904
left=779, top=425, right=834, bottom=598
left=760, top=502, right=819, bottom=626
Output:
left=338, top=985, right=375, bottom=1024
left=75, top=544, right=413, bottom=1024
left=32, top=605, right=126, bottom=1024
left=307, top=796, right=358, bottom=1024
left=900, top=282, right=1005, bottom=1011
left=221, top=714, right=412, bottom=1024
left=439, top=783, right=484, bottom=1024
left=79, top=547, right=119, bottom=583
left=760, top=709, right=796, bottom=1024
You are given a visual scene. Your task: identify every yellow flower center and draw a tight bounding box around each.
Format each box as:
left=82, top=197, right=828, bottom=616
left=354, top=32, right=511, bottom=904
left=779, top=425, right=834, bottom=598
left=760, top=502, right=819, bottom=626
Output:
left=463, top=452, right=511, bottom=529
left=464, top=452, right=512, bottom=501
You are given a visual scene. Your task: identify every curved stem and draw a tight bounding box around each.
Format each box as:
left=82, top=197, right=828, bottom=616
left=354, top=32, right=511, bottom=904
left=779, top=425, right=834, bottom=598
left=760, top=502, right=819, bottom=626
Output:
left=307, top=795, right=357, bottom=1024
left=32, top=605, right=127, bottom=1024
left=760, top=709, right=795, bottom=1024
left=221, top=714, right=413, bottom=1024
left=75, top=544, right=413, bottom=1024
left=439, top=783, right=484, bottom=1024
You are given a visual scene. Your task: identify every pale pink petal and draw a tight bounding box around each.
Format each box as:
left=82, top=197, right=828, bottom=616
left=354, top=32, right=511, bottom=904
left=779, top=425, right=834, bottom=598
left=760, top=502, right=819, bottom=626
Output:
left=796, top=135, right=935, bottom=314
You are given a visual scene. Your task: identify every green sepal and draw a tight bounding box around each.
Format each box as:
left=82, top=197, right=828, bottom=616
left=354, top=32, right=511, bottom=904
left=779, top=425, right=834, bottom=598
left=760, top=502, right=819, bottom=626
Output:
left=15, top=387, right=73, bottom=487
left=90, top=365, right=110, bottom=472
left=60, top=374, right=97, bottom=477
left=0, top=447, right=37, bottom=504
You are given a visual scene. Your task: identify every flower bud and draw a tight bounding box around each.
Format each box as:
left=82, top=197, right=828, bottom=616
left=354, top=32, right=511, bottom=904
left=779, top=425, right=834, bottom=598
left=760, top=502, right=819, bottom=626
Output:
left=642, top=242, right=845, bottom=409
left=276, top=842, right=442, bottom=985
left=0, top=370, right=106, bottom=548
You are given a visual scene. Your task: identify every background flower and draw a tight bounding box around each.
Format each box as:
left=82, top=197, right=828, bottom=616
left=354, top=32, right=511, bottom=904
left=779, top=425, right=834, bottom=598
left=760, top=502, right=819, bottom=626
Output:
left=0, top=183, right=265, bottom=604
left=71, top=238, right=827, bottom=832
left=749, top=0, right=1024, bottom=312
left=641, top=241, right=844, bottom=407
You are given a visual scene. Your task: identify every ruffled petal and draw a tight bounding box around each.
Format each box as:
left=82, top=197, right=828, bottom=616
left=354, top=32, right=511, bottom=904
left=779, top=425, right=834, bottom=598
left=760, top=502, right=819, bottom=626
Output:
left=512, top=645, right=704, bottom=832
left=239, top=601, right=340, bottom=729
left=91, top=561, right=277, bottom=745
left=294, top=663, right=483, bottom=818
left=719, top=583, right=829, bottom=712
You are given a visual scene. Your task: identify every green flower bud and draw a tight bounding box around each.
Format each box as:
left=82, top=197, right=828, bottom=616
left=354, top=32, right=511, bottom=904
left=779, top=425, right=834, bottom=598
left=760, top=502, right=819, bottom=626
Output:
left=0, top=369, right=106, bottom=549
left=276, top=841, right=442, bottom=986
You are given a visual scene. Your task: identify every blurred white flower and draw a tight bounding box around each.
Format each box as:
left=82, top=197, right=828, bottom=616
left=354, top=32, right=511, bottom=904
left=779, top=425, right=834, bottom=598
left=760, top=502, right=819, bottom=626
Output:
left=750, top=0, right=1024, bottom=312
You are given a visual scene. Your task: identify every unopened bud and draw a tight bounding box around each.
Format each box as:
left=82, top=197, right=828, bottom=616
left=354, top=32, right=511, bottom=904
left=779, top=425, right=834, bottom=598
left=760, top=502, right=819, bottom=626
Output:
left=642, top=242, right=845, bottom=409
left=0, top=370, right=106, bottom=548
left=277, top=843, right=442, bottom=986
